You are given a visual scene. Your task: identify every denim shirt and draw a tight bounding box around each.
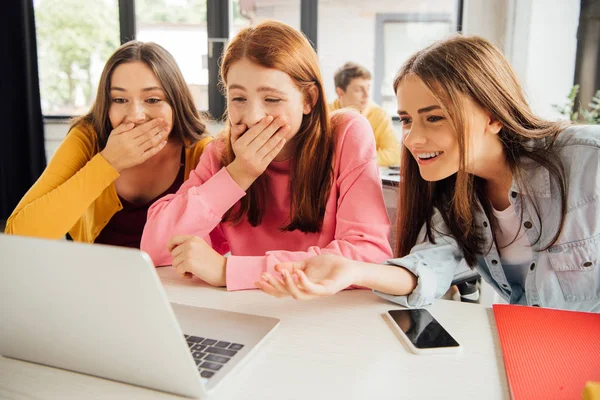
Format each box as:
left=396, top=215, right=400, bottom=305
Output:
left=376, top=125, right=600, bottom=312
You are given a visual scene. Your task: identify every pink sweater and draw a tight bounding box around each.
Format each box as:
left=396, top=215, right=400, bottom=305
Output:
left=141, top=111, right=393, bottom=290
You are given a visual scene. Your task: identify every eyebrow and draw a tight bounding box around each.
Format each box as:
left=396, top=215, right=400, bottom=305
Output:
left=228, top=84, right=287, bottom=96
left=397, top=105, right=442, bottom=115
left=110, top=86, right=163, bottom=92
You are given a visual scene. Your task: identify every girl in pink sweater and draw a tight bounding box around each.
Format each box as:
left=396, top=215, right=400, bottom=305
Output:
left=141, top=20, right=393, bottom=291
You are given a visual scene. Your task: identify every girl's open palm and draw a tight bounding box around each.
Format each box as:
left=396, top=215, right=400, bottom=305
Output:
left=256, top=254, right=361, bottom=300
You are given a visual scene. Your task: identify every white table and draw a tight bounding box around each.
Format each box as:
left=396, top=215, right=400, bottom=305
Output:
left=0, top=268, right=509, bottom=399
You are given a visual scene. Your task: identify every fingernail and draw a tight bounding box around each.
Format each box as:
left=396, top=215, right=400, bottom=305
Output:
left=281, top=270, right=288, bottom=278
left=254, top=281, right=261, bottom=288
left=261, top=273, right=269, bottom=281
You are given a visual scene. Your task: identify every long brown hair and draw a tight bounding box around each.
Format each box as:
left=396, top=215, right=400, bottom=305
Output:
left=72, top=41, right=206, bottom=149
left=394, top=35, right=569, bottom=266
left=219, top=20, right=335, bottom=233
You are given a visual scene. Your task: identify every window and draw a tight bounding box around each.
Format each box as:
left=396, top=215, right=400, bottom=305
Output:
left=34, top=0, right=308, bottom=118
left=136, top=0, right=209, bottom=110
left=231, top=0, right=301, bottom=36
left=34, top=0, right=120, bottom=116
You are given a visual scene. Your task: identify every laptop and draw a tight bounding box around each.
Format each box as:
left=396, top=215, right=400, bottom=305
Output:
left=0, top=234, right=280, bottom=398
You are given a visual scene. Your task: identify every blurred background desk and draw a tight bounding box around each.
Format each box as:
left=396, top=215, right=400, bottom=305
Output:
left=380, top=167, right=401, bottom=248
left=0, top=267, right=509, bottom=400
left=380, top=166, right=400, bottom=188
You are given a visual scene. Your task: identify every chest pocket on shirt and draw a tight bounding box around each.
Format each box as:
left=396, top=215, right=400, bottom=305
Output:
left=547, top=235, right=600, bottom=302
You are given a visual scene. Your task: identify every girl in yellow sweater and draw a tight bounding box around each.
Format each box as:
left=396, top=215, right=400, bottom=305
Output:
left=5, top=41, right=211, bottom=248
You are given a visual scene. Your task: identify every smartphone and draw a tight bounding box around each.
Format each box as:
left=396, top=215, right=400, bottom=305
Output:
left=385, top=309, right=461, bottom=354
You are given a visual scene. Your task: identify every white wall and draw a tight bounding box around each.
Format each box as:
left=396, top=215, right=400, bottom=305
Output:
left=44, top=121, right=69, bottom=162
left=464, top=0, right=580, bottom=120
left=462, top=0, right=510, bottom=51
left=514, top=0, right=580, bottom=119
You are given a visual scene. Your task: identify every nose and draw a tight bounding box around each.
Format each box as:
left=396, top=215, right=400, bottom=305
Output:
left=241, top=100, right=267, bottom=127
left=124, top=101, right=148, bottom=125
left=402, top=122, right=426, bottom=148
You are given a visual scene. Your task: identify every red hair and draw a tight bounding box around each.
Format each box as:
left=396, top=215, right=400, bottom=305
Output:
left=219, top=20, right=335, bottom=233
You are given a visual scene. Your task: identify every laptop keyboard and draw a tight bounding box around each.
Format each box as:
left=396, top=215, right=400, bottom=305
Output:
left=185, top=334, right=245, bottom=379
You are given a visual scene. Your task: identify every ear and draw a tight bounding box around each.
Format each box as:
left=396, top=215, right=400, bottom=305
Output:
left=303, top=84, right=319, bottom=115
left=335, top=87, right=344, bottom=99
left=486, top=115, right=503, bottom=135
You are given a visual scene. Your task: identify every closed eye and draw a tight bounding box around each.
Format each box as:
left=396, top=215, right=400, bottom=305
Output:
left=231, top=97, right=246, bottom=102
left=265, top=98, right=282, bottom=103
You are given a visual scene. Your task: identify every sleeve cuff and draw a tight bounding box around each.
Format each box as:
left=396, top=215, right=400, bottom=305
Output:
left=189, top=167, right=246, bottom=217
left=225, top=255, right=268, bottom=291
left=92, top=153, right=120, bottom=181
left=373, top=260, right=438, bottom=307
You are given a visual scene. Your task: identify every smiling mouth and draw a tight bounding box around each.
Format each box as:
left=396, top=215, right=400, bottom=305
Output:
left=416, top=151, right=443, bottom=161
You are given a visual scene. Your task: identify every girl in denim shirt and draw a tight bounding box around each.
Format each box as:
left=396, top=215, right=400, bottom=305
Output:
left=257, top=34, right=600, bottom=313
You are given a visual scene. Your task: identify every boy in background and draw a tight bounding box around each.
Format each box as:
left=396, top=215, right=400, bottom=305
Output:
left=329, top=62, right=400, bottom=167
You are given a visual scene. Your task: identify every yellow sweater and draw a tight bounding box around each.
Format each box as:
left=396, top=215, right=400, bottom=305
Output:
left=329, top=99, right=400, bottom=166
left=5, top=123, right=212, bottom=242
left=583, top=382, right=600, bottom=400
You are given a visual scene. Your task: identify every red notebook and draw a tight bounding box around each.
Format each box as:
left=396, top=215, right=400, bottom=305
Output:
left=493, top=304, right=600, bottom=400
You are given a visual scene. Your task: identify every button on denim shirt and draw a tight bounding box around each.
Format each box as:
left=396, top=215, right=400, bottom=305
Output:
left=376, top=125, right=600, bottom=312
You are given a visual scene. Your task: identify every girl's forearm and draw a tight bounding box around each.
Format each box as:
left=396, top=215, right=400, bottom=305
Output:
left=355, top=261, right=418, bottom=296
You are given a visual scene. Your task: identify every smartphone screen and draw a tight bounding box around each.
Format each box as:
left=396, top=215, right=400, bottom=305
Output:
left=388, top=309, right=460, bottom=350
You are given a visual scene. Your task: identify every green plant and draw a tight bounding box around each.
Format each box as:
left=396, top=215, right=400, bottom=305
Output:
left=555, top=84, right=600, bottom=124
